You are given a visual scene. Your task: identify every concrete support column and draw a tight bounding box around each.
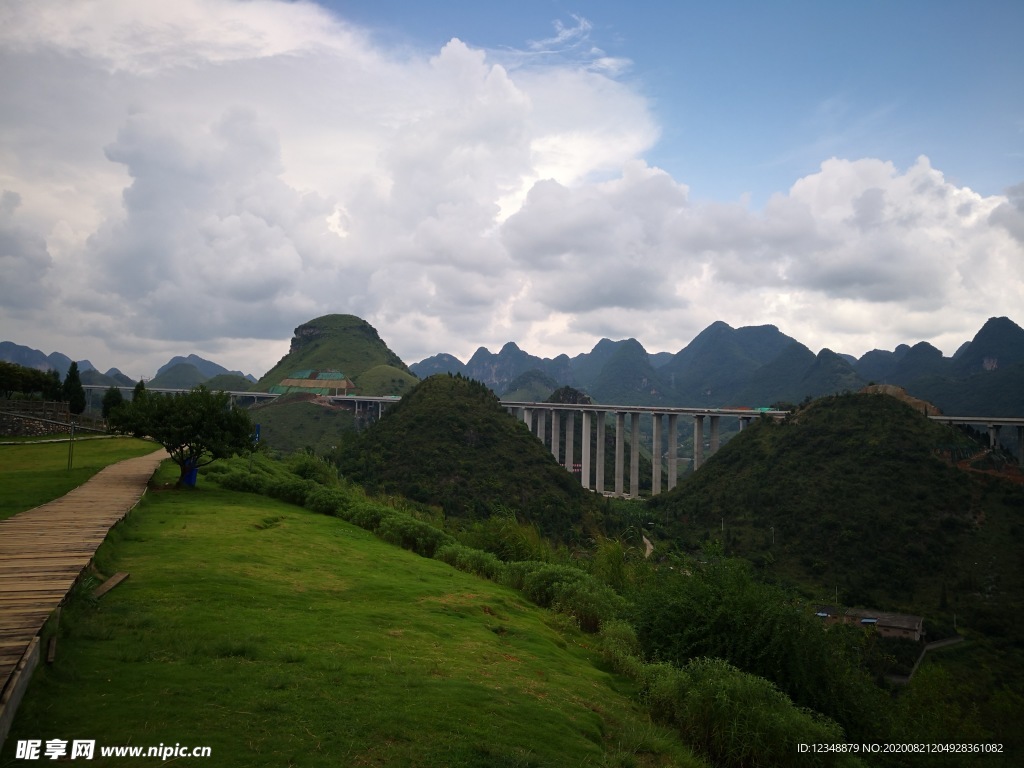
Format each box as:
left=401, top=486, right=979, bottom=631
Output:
left=596, top=411, right=606, bottom=494
left=739, top=416, right=752, bottom=431
left=565, top=411, right=575, bottom=474
left=522, top=408, right=532, bottom=431
left=710, top=415, right=720, bottom=455
left=614, top=412, right=625, bottom=497
left=693, top=415, right=705, bottom=471
left=630, top=412, right=640, bottom=498
left=581, top=411, right=592, bottom=489
left=988, top=423, right=1001, bottom=450
left=652, top=413, right=663, bottom=496
left=1017, top=425, right=1024, bottom=468
left=668, top=414, right=678, bottom=490
left=551, top=410, right=561, bottom=462
left=536, top=409, right=546, bottom=445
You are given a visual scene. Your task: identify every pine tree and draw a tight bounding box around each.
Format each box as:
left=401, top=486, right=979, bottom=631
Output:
left=62, top=361, right=86, bottom=415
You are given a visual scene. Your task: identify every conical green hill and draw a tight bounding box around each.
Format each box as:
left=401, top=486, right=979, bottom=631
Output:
left=254, top=315, right=414, bottom=394
left=342, top=374, right=600, bottom=541
left=647, top=392, right=1024, bottom=619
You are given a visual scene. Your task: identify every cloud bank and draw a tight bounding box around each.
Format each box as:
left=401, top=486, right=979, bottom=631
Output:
left=0, top=0, right=1020, bottom=377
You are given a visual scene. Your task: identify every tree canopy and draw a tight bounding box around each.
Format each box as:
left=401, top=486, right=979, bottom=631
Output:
left=62, top=361, right=86, bottom=414
left=110, top=385, right=254, bottom=485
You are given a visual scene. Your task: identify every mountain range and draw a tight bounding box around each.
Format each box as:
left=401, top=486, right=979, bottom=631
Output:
left=3, top=315, right=1023, bottom=416
left=411, top=316, right=1024, bottom=416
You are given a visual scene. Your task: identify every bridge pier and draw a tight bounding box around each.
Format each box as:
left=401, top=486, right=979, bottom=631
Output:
left=652, top=414, right=662, bottom=495
left=581, top=411, right=591, bottom=489
left=693, top=415, right=705, bottom=470
left=667, top=414, right=678, bottom=490
left=564, top=411, right=575, bottom=475
left=630, top=412, right=640, bottom=498
left=1018, top=426, right=1024, bottom=468
left=595, top=411, right=606, bottom=494
left=988, top=423, right=1001, bottom=450
left=710, top=415, right=720, bottom=454
left=550, top=410, right=560, bottom=462
left=614, top=412, right=625, bottom=496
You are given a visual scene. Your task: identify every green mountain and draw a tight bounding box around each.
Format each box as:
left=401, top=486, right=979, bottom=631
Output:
left=647, top=392, right=1024, bottom=630
left=204, top=373, right=255, bottom=391
left=501, top=369, right=560, bottom=401
left=590, top=338, right=671, bottom=405
left=148, top=362, right=208, bottom=388
left=659, top=322, right=801, bottom=405
left=254, top=315, right=413, bottom=395
left=156, top=353, right=254, bottom=382
left=462, top=342, right=573, bottom=393
left=340, top=374, right=601, bottom=541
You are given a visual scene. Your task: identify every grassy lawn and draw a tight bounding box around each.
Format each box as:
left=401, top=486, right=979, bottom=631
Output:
left=3, top=470, right=702, bottom=767
left=0, top=438, right=161, bottom=521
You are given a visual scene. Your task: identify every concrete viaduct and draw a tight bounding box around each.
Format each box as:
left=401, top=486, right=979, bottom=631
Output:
left=928, top=415, right=1024, bottom=468
left=500, top=402, right=787, bottom=498
left=83, top=385, right=1023, bottom=494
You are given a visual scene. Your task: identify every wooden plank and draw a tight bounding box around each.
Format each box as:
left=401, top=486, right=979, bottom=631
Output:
left=0, top=637, right=40, bottom=751
left=92, top=572, right=130, bottom=599
left=0, top=447, right=166, bottom=746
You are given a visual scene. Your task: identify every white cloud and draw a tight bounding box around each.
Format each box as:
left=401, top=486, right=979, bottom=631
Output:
left=0, top=0, right=1021, bottom=379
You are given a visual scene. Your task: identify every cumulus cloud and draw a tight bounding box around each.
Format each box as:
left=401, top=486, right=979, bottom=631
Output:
left=0, top=191, right=54, bottom=309
left=0, top=0, right=1021, bottom=377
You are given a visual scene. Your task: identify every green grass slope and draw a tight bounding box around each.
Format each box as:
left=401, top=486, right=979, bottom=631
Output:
left=4, top=475, right=703, bottom=768
left=254, top=315, right=411, bottom=393
left=340, top=375, right=602, bottom=541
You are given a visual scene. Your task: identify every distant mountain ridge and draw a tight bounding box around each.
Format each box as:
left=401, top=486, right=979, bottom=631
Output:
left=5, top=315, right=1023, bottom=416
left=411, top=316, right=1024, bottom=416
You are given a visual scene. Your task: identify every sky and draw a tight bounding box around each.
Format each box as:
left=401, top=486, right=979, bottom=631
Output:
left=1, top=0, right=1022, bottom=380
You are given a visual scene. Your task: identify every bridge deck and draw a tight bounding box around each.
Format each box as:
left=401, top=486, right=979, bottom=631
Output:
left=0, top=449, right=167, bottom=739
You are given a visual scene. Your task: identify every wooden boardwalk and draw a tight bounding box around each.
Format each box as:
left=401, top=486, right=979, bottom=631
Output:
left=0, top=448, right=167, bottom=737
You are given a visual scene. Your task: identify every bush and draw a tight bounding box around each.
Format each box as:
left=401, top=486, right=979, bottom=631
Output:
left=522, top=564, right=587, bottom=607
left=287, top=452, right=339, bottom=486
left=343, top=502, right=398, bottom=532
left=210, top=469, right=270, bottom=495
left=550, top=577, right=626, bottom=633
left=520, top=563, right=624, bottom=632
left=434, top=544, right=505, bottom=580
left=640, top=657, right=858, bottom=768
left=377, top=516, right=454, bottom=558
left=498, top=560, right=548, bottom=592
left=305, top=487, right=355, bottom=517
left=267, top=477, right=317, bottom=507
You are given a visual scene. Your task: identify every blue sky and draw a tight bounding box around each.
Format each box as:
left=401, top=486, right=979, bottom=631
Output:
left=327, top=0, right=1024, bottom=203
left=0, top=0, right=1022, bottom=378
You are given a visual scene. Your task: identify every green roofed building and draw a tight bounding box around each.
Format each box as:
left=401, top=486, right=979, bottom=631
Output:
left=268, top=370, right=356, bottom=396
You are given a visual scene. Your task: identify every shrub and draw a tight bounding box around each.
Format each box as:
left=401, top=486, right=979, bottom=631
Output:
left=287, top=452, right=339, bottom=486
left=304, top=486, right=355, bottom=517
left=267, top=477, right=317, bottom=507
left=434, top=544, right=505, bottom=580
left=639, top=657, right=857, bottom=768
left=550, top=577, right=626, bottom=633
left=343, top=502, right=399, bottom=533
left=377, top=516, right=454, bottom=558
left=498, top=560, right=547, bottom=592
left=210, top=469, right=269, bottom=495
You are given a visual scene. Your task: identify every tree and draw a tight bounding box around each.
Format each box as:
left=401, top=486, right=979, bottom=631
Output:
left=101, top=386, right=124, bottom=419
left=0, top=361, right=26, bottom=399
left=62, top=361, right=86, bottom=415
left=110, top=385, right=254, bottom=486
